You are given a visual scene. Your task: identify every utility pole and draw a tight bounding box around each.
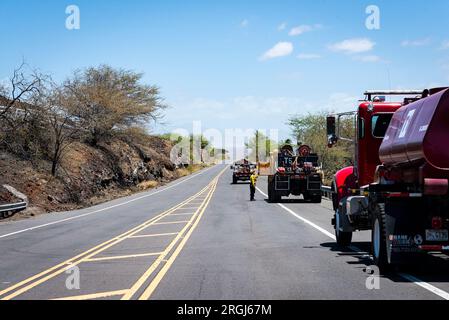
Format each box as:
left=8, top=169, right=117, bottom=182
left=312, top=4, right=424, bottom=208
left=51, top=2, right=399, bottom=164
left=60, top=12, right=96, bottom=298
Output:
left=255, top=130, right=259, bottom=164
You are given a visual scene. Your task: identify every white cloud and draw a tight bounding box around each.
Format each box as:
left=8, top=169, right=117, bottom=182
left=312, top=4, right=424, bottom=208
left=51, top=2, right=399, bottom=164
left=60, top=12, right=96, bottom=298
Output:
left=401, top=38, right=431, bottom=47
left=278, top=22, right=287, bottom=31
left=259, top=42, right=294, bottom=61
left=240, top=19, right=249, bottom=27
left=329, top=38, right=375, bottom=54
left=297, top=53, right=321, bottom=60
left=276, top=71, right=303, bottom=81
left=353, top=55, right=381, bottom=63
left=441, top=40, right=449, bottom=50
left=288, top=24, right=322, bottom=36
left=159, top=92, right=362, bottom=151
left=327, top=93, right=359, bottom=111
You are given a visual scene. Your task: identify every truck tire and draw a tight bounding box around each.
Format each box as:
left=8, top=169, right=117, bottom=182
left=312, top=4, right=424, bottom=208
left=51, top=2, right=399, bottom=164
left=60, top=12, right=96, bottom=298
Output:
left=269, top=190, right=281, bottom=203
left=274, top=194, right=281, bottom=202
left=268, top=183, right=272, bottom=202
left=232, top=175, right=237, bottom=184
left=335, top=211, right=352, bottom=246
left=372, top=203, right=390, bottom=273
left=269, top=190, right=280, bottom=203
left=311, top=195, right=322, bottom=203
left=303, top=192, right=310, bottom=201
left=268, top=179, right=279, bottom=203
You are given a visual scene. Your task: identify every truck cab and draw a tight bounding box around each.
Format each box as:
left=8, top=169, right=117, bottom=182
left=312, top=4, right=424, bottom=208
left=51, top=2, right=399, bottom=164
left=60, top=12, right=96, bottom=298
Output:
left=326, top=89, right=449, bottom=273
left=265, top=144, right=323, bottom=203
left=231, top=159, right=256, bottom=184
left=327, top=91, right=422, bottom=209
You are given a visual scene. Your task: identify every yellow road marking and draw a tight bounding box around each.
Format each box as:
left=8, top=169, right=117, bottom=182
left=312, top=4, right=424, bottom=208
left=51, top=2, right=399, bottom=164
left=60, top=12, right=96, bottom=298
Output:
left=152, top=220, right=190, bottom=226
left=0, top=166, right=227, bottom=300
left=122, top=166, right=227, bottom=300
left=0, top=183, right=211, bottom=300
left=129, top=232, right=179, bottom=239
left=52, top=289, right=129, bottom=301
left=121, top=183, right=216, bottom=300
left=139, top=180, right=218, bottom=300
left=84, top=252, right=163, bottom=262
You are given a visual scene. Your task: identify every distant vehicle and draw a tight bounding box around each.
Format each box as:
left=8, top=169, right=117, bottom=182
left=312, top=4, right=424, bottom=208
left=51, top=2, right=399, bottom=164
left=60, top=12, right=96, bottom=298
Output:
left=327, top=88, right=449, bottom=273
left=231, top=159, right=256, bottom=184
left=260, top=144, right=322, bottom=203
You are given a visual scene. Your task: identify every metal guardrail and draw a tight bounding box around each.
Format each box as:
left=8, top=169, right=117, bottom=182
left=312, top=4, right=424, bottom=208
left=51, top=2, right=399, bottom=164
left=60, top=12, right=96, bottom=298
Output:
left=321, top=186, right=333, bottom=200
left=0, top=201, right=28, bottom=218
left=0, top=185, right=28, bottom=219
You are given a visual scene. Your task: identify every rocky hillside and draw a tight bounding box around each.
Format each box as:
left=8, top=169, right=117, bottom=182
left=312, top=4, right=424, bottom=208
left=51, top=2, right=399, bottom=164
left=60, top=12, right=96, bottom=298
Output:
left=0, top=136, right=196, bottom=220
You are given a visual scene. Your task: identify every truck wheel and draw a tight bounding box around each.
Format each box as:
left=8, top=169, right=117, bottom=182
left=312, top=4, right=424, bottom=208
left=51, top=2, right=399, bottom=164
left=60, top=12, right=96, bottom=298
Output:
left=335, top=211, right=352, bottom=246
left=270, top=192, right=280, bottom=203
left=311, top=195, right=322, bottom=203
left=268, top=183, right=273, bottom=202
left=268, top=179, right=279, bottom=203
left=270, top=191, right=280, bottom=203
left=232, top=176, right=237, bottom=184
left=372, top=204, right=390, bottom=273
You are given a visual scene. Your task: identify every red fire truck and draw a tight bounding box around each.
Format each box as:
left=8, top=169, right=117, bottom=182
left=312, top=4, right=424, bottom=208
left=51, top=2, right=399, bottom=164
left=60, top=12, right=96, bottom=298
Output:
left=327, top=88, right=449, bottom=272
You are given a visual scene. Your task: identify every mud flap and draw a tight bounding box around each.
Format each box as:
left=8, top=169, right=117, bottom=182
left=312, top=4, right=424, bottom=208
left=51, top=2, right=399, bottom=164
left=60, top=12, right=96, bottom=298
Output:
left=384, top=199, right=426, bottom=265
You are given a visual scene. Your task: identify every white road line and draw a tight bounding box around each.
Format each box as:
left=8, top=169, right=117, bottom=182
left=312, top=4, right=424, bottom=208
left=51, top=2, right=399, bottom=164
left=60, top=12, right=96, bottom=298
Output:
left=398, top=273, right=449, bottom=300
left=256, top=188, right=336, bottom=240
left=0, top=166, right=217, bottom=239
left=256, top=186, right=449, bottom=301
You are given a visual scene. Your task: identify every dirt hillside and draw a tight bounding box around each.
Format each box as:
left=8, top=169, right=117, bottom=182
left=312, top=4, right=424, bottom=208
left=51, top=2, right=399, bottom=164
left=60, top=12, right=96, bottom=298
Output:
left=0, top=136, right=196, bottom=221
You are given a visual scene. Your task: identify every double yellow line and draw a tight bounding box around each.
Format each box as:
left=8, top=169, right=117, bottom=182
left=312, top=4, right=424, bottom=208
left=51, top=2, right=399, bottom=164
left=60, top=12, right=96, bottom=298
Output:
left=0, top=166, right=226, bottom=300
left=137, top=176, right=218, bottom=300
left=125, top=176, right=220, bottom=300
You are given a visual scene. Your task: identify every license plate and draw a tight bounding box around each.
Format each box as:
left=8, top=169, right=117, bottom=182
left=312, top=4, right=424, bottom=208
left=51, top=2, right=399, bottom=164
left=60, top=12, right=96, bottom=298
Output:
left=426, top=230, right=449, bottom=242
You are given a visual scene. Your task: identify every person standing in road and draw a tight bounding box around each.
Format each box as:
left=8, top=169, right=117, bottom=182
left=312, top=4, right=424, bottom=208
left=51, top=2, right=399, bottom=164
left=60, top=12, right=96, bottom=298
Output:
left=250, top=171, right=258, bottom=201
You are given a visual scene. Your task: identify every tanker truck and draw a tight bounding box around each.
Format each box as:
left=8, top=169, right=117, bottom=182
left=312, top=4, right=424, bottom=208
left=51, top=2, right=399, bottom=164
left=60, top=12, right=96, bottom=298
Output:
left=327, top=87, right=449, bottom=272
left=260, top=144, right=323, bottom=203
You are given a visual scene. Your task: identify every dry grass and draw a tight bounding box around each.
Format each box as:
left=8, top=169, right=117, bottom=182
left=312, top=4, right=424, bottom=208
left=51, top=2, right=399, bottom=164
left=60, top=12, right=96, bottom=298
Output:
left=176, top=168, right=190, bottom=177
left=137, top=180, right=159, bottom=190
left=176, top=164, right=209, bottom=178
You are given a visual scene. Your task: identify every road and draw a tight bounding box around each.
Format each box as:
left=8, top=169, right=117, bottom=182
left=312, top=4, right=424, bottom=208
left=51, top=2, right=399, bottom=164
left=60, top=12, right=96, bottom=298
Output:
left=0, top=164, right=449, bottom=300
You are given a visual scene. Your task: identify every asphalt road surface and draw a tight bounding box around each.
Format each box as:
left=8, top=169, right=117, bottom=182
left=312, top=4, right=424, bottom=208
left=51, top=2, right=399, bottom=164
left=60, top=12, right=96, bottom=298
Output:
left=1, top=164, right=449, bottom=300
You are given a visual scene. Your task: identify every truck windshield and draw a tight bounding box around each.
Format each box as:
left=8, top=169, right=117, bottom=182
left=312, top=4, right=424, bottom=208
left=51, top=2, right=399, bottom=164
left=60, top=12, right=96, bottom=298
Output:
left=372, top=114, right=393, bottom=138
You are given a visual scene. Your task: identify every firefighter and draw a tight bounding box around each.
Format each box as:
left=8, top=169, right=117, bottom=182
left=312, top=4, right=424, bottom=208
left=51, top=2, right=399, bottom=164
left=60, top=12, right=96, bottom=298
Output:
left=249, top=170, right=258, bottom=201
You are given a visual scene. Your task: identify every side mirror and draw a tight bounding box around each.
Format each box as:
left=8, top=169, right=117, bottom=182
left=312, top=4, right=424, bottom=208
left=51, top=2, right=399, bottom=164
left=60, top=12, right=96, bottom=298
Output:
left=326, top=116, right=338, bottom=147
left=230, top=165, right=234, bottom=170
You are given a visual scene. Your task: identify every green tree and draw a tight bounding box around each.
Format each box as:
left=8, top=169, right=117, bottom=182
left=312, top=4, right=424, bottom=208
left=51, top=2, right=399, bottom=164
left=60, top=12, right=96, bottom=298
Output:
left=245, top=130, right=278, bottom=163
left=64, top=65, right=167, bottom=146
left=287, top=112, right=354, bottom=183
left=190, top=134, right=210, bottom=163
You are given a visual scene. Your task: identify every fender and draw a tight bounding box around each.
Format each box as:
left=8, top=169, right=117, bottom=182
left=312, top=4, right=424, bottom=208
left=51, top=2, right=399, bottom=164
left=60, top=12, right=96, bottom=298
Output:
left=331, top=166, right=358, bottom=210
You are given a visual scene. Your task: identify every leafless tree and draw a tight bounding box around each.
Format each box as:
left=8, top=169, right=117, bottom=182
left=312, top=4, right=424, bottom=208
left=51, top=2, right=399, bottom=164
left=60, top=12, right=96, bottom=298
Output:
left=42, top=86, right=82, bottom=176
left=0, top=62, right=46, bottom=121
left=0, top=63, right=50, bottom=158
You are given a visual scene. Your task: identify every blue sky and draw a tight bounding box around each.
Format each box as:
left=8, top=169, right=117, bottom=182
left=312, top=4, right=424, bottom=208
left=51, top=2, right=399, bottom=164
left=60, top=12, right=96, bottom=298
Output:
left=1, top=0, right=448, bottom=148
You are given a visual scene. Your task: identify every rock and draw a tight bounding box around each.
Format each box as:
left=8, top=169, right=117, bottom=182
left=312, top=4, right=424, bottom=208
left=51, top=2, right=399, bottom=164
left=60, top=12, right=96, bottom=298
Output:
left=2, top=184, right=28, bottom=204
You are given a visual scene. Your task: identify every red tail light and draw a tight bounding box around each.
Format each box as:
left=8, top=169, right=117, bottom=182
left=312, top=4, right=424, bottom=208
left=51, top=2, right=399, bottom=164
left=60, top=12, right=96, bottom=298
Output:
left=277, top=167, right=286, bottom=174
left=432, top=217, right=443, bottom=230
